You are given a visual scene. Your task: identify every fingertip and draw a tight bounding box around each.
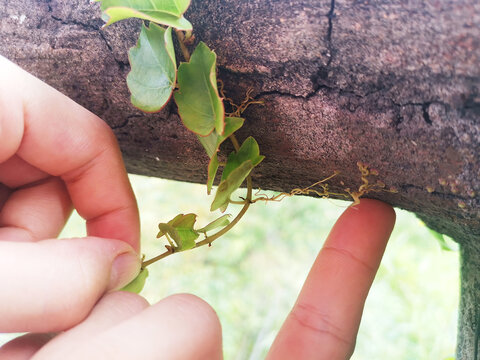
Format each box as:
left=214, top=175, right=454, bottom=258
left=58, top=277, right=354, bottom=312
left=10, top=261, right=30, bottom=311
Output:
left=108, top=251, right=142, bottom=291
left=351, top=198, right=396, bottom=224
left=344, top=198, right=396, bottom=239
left=161, top=293, right=222, bottom=337
left=108, top=290, right=150, bottom=308
left=95, top=291, right=150, bottom=317
left=149, top=293, right=223, bottom=359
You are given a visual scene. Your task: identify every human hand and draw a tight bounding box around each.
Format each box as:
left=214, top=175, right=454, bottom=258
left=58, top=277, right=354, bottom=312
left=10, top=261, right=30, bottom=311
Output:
left=0, top=55, right=141, bottom=333
left=0, top=57, right=395, bottom=359
left=0, top=57, right=222, bottom=360
left=1, top=196, right=393, bottom=360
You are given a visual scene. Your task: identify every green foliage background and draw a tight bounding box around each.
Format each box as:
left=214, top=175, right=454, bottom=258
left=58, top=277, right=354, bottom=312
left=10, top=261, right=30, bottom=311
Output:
left=0, top=175, right=459, bottom=359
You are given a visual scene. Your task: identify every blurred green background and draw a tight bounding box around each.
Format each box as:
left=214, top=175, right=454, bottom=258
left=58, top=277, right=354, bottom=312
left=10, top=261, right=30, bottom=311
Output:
left=0, top=174, right=459, bottom=359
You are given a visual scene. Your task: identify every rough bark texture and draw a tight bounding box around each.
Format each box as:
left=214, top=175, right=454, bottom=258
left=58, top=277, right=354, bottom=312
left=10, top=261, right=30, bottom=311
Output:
left=459, top=242, right=480, bottom=360
left=1, top=0, right=479, bottom=357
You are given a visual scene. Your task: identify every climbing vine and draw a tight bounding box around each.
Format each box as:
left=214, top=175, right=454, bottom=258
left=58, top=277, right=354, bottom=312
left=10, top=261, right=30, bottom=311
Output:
left=94, top=0, right=396, bottom=292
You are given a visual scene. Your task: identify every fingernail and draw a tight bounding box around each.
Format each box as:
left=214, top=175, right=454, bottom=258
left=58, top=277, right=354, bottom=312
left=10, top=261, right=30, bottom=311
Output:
left=109, top=252, right=141, bottom=291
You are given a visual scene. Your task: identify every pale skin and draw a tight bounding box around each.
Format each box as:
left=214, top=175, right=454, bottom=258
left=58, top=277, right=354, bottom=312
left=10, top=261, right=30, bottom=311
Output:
left=0, top=56, right=396, bottom=359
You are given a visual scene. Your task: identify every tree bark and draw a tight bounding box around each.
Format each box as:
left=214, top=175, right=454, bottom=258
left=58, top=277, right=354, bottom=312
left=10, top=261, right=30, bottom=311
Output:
left=1, top=0, right=479, bottom=357
left=459, top=242, right=480, bottom=360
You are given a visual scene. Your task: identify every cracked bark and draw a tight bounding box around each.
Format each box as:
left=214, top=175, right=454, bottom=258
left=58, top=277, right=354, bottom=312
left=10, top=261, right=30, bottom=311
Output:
left=1, top=0, right=479, bottom=357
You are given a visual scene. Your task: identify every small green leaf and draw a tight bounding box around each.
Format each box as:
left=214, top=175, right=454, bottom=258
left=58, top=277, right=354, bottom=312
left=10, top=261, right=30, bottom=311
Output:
left=169, top=213, right=198, bottom=248
left=174, top=42, right=225, bottom=136
left=121, top=267, right=149, bottom=293
left=198, top=134, right=217, bottom=160
left=127, top=24, right=176, bottom=112
left=198, top=117, right=245, bottom=194
left=198, top=117, right=245, bottom=158
left=207, top=153, right=220, bottom=194
left=221, top=137, right=264, bottom=181
left=197, top=214, right=231, bottom=233
left=197, top=133, right=217, bottom=160
left=210, top=137, right=264, bottom=211
left=157, top=222, right=179, bottom=241
left=170, top=213, right=196, bottom=227
left=211, top=160, right=254, bottom=212
left=157, top=213, right=199, bottom=251
left=98, top=0, right=192, bottom=30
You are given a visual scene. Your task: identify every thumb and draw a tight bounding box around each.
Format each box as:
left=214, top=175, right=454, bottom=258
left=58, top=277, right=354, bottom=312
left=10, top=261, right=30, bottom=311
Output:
left=0, top=237, right=140, bottom=333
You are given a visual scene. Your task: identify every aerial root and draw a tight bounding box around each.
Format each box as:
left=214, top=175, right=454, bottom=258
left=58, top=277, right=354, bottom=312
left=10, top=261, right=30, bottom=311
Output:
left=218, top=80, right=264, bottom=118
left=346, top=162, right=398, bottom=206
left=250, top=164, right=397, bottom=206
left=251, top=171, right=347, bottom=203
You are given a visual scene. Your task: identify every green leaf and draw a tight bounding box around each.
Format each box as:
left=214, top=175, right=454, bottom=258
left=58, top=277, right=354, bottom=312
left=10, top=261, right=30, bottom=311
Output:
left=210, top=137, right=264, bottom=211
left=221, top=137, right=264, bottom=181
left=98, top=0, right=192, bottom=30
left=157, top=222, right=179, bottom=241
left=197, top=133, right=217, bottom=160
left=197, top=214, right=231, bottom=233
left=127, top=24, right=176, bottom=112
left=157, top=213, right=199, bottom=251
left=121, top=267, right=149, bottom=293
left=174, top=42, right=225, bottom=136
left=198, top=117, right=245, bottom=158
left=211, top=160, right=254, bottom=212
left=207, top=154, right=220, bottom=195
left=97, top=0, right=191, bottom=17
left=198, top=117, right=245, bottom=194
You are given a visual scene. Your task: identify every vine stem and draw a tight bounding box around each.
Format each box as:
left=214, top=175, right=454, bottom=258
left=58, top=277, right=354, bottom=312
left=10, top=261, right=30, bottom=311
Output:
left=142, top=134, right=253, bottom=268
left=175, top=30, right=191, bottom=62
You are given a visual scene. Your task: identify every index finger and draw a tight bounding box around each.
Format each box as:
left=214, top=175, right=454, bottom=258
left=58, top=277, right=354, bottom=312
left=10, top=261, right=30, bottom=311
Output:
left=0, top=56, right=139, bottom=251
left=267, top=199, right=395, bottom=359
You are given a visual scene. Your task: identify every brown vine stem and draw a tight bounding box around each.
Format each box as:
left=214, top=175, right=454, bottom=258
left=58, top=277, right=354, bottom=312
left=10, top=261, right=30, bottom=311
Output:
left=141, top=134, right=253, bottom=268
left=141, top=247, right=173, bottom=266
left=175, top=29, right=191, bottom=62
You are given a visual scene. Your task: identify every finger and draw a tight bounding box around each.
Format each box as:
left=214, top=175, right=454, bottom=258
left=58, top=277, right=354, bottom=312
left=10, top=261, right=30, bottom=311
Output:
left=0, top=177, right=72, bottom=242
left=0, top=237, right=140, bottom=333
left=0, top=155, right=49, bottom=188
left=268, top=199, right=395, bottom=360
left=0, top=56, right=139, bottom=250
left=32, top=292, right=149, bottom=356
left=0, top=293, right=147, bottom=360
left=34, top=294, right=223, bottom=360
left=67, top=291, right=150, bottom=332
left=0, top=333, right=55, bottom=360
left=47, top=291, right=149, bottom=341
